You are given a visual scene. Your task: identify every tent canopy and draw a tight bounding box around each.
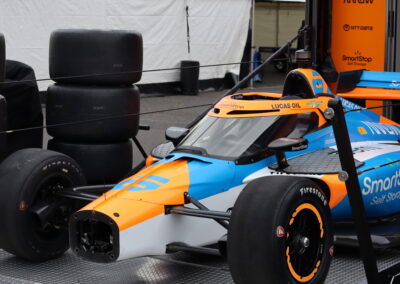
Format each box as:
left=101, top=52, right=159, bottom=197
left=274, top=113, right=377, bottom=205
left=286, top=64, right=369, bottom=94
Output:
left=0, top=0, right=251, bottom=90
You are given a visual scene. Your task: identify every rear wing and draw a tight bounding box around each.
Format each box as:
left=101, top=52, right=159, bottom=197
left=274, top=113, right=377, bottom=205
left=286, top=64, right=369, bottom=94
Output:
left=336, top=70, right=400, bottom=100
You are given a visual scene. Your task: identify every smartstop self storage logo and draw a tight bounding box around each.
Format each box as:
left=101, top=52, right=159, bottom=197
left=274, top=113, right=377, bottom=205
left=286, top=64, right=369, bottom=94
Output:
left=343, top=0, right=373, bottom=4
left=342, top=51, right=372, bottom=67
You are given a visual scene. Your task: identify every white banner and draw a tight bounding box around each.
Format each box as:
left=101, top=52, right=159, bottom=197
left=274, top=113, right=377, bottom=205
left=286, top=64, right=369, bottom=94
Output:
left=0, top=0, right=251, bottom=90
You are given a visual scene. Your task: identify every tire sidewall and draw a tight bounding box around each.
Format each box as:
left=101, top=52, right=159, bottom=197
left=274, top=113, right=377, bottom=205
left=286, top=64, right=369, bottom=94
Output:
left=0, top=150, right=85, bottom=261
left=272, top=179, right=333, bottom=284
left=228, top=177, right=333, bottom=284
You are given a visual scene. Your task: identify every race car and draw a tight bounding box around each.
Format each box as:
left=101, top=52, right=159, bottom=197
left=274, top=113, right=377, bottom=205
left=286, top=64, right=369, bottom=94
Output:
left=0, top=68, right=399, bottom=284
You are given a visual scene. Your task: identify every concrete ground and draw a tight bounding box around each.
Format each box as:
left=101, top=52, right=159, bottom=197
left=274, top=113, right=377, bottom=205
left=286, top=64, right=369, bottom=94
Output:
left=43, top=68, right=286, bottom=166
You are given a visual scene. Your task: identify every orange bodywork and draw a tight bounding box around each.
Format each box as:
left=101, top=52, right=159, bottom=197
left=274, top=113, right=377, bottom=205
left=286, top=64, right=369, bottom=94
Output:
left=212, top=93, right=329, bottom=128
left=80, top=160, right=190, bottom=231
left=338, top=87, right=400, bottom=101
left=320, top=175, right=348, bottom=209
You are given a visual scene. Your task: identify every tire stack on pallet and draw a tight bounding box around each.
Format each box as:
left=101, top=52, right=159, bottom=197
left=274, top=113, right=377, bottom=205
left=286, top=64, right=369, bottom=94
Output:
left=46, top=30, right=143, bottom=185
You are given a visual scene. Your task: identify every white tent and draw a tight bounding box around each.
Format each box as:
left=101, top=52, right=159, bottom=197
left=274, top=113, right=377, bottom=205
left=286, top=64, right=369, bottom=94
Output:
left=0, top=0, right=252, bottom=91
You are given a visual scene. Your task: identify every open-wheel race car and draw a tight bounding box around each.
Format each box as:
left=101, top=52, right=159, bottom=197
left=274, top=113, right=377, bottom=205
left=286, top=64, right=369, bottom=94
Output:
left=0, top=68, right=400, bottom=284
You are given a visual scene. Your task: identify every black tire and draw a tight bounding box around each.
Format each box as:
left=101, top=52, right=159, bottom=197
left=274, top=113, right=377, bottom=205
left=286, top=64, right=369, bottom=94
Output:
left=47, top=139, right=133, bottom=184
left=6, top=113, right=43, bottom=156
left=0, top=33, right=5, bottom=82
left=49, top=29, right=142, bottom=85
left=274, top=59, right=287, bottom=73
left=0, top=148, right=86, bottom=261
left=46, top=84, right=140, bottom=142
left=228, top=177, right=333, bottom=284
left=0, top=95, right=6, bottom=161
left=1, top=60, right=42, bottom=129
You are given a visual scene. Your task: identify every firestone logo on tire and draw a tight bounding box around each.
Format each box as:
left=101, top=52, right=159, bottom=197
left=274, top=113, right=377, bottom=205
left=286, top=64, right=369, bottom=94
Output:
left=300, top=187, right=327, bottom=206
left=276, top=226, right=285, bottom=238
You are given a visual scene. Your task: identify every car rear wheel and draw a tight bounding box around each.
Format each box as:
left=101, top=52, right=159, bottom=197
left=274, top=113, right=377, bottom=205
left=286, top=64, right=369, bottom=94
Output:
left=228, top=176, right=333, bottom=284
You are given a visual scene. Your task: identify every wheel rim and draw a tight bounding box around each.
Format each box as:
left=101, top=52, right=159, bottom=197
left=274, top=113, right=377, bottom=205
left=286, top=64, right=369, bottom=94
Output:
left=276, top=61, right=285, bottom=71
left=285, top=203, right=325, bottom=283
left=30, top=173, right=75, bottom=240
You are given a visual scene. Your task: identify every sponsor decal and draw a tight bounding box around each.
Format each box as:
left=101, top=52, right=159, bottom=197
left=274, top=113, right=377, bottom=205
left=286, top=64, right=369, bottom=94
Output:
left=271, top=103, right=300, bottom=109
left=19, top=201, right=27, bottom=211
left=343, top=24, right=373, bottom=31
left=343, top=0, right=374, bottom=4
left=368, top=192, right=400, bottom=206
left=292, top=144, right=307, bottom=151
left=300, top=187, right=328, bottom=206
left=386, top=158, right=399, bottom=168
left=352, top=146, right=381, bottom=154
left=357, top=127, right=368, bottom=135
left=306, top=101, right=323, bottom=108
left=218, top=103, right=244, bottom=110
left=338, top=97, right=359, bottom=110
left=361, top=121, right=400, bottom=136
left=362, top=169, right=400, bottom=195
left=342, top=51, right=373, bottom=67
left=113, top=175, right=170, bottom=191
left=311, top=71, right=326, bottom=94
left=276, top=226, right=285, bottom=238
left=389, top=81, right=400, bottom=88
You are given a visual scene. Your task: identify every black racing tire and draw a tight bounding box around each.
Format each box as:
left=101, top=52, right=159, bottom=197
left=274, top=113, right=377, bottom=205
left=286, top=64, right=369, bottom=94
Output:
left=0, top=33, right=5, bottom=82
left=6, top=113, right=43, bottom=156
left=46, top=84, right=140, bottom=142
left=274, top=59, right=287, bottom=73
left=47, top=139, right=133, bottom=185
left=0, top=148, right=86, bottom=261
left=0, top=95, right=6, bottom=161
left=228, top=176, right=333, bottom=284
left=49, top=29, right=143, bottom=85
left=1, top=60, right=42, bottom=129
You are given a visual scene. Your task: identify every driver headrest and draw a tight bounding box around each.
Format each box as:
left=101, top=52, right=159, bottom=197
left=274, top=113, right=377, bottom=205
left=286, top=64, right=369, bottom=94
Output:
left=282, top=70, right=317, bottom=99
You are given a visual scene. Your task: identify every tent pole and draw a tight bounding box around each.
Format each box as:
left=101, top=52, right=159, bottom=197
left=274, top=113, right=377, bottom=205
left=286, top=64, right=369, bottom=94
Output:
left=249, top=0, right=255, bottom=88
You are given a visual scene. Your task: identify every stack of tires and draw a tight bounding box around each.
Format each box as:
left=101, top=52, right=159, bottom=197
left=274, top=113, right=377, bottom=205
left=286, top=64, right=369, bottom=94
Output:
left=46, top=30, right=143, bottom=185
left=0, top=33, right=43, bottom=157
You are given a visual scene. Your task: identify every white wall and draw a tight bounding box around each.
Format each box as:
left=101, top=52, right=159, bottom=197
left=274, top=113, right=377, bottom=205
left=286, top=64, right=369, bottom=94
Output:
left=255, top=2, right=304, bottom=48
left=0, top=0, right=251, bottom=90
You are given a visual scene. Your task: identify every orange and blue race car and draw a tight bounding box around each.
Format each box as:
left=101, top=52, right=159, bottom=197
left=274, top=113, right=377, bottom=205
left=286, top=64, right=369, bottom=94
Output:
left=0, top=68, right=400, bottom=284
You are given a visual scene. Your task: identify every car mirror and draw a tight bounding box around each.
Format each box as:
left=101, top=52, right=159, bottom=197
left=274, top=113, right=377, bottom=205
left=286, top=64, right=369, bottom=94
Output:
left=165, top=127, right=189, bottom=145
left=268, top=138, right=308, bottom=170
left=151, top=141, right=175, bottom=159
left=268, top=137, right=308, bottom=152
